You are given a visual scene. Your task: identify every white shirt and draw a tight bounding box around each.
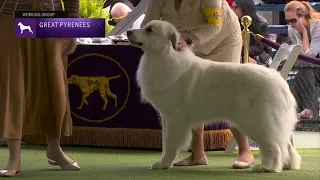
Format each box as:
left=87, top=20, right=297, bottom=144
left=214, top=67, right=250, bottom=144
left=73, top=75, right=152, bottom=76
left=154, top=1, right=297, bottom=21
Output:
left=288, top=19, right=320, bottom=57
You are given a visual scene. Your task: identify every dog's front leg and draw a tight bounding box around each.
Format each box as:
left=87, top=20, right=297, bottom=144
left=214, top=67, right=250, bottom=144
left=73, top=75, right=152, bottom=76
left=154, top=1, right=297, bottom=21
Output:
left=151, top=120, right=190, bottom=170
left=160, top=116, right=167, bottom=157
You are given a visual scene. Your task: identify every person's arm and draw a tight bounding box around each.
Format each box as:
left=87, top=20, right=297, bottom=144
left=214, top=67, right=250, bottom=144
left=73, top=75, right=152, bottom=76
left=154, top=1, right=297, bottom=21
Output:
left=288, top=26, right=298, bottom=45
left=188, top=0, right=224, bottom=46
left=62, top=0, right=80, bottom=55
left=249, top=21, right=269, bottom=57
left=304, top=24, right=320, bottom=57
left=140, top=0, right=162, bottom=28
left=62, top=0, right=79, bottom=17
left=301, top=27, right=310, bottom=53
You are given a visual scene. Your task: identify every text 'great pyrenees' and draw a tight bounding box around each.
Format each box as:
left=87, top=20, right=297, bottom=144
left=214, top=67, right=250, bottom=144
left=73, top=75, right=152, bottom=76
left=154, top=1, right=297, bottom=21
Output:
left=127, top=20, right=301, bottom=173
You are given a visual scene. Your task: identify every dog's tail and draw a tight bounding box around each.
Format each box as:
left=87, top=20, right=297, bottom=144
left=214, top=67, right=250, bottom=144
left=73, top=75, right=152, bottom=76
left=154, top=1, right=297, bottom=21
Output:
left=281, top=88, right=301, bottom=170
left=108, top=75, right=121, bottom=80
left=284, top=86, right=299, bottom=127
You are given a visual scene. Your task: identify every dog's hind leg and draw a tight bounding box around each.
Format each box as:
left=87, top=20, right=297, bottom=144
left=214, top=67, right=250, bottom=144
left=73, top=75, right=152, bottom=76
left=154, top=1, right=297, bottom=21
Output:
left=99, top=88, right=109, bottom=110
left=106, top=89, right=118, bottom=107
left=253, top=142, right=283, bottom=173
left=283, top=141, right=301, bottom=170
left=150, top=120, right=192, bottom=170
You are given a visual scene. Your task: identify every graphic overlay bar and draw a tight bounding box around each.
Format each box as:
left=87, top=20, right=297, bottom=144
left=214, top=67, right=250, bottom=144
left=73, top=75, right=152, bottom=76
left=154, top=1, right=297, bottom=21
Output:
left=15, top=11, right=67, bottom=18
left=14, top=18, right=105, bottom=38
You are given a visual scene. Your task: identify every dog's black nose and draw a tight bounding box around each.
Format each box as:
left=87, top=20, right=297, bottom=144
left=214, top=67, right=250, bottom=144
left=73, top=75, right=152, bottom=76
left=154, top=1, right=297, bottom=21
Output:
left=127, top=31, right=132, bottom=36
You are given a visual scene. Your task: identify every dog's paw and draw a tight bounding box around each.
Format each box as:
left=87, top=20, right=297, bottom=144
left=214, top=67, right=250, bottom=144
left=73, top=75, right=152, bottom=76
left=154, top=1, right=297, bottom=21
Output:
left=282, top=164, right=290, bottom=170
left=252, top=164, right=281, bottom=173
left=252, top=164, right=269, bottom=173
left=150, top=161, right=172, bottom=170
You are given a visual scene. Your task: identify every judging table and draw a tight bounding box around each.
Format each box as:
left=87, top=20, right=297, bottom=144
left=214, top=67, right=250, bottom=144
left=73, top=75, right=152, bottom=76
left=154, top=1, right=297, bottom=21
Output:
left=23, top=44, right=232, bottom=150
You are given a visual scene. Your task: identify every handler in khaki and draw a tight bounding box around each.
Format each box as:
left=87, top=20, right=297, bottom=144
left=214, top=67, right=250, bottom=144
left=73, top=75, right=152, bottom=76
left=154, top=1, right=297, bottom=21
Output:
left=0, top=0, right=80, bottom=177
left=141, top=0, right=251, bottom=168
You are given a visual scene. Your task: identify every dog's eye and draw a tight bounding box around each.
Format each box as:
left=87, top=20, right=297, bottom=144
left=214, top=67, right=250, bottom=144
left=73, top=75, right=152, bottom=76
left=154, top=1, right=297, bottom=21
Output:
left=146, top=27, right=153, bottom=33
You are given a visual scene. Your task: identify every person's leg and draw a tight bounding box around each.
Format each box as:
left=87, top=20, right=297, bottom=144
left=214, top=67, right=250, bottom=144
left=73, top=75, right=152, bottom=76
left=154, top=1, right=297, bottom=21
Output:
left=41, top=39, right=79, bottom=171
left=0, top=140, right=22, bottom=177
left=173, top=126, right=208, bottom=166
left=45, top=135, right=79, bottom=171
left=0, top=13, right=25, bottom=177
left=295, top=69, right=317, bottom=119
left=230, top=127, right=255, bottom=169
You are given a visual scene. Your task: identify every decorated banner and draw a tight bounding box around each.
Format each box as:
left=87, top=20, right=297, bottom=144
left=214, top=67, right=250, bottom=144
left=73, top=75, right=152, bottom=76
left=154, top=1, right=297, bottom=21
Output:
left=14, top=18, right=105, bottom=38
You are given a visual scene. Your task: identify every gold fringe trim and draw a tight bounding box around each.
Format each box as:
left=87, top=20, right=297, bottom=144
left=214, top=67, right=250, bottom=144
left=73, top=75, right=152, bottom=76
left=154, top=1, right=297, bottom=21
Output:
left=22, top=127, right=232, bottom=150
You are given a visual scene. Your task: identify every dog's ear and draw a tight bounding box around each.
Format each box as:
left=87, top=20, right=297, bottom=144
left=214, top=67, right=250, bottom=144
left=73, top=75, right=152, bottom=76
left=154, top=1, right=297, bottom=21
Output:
left=169, top=32, right=179, bottom=51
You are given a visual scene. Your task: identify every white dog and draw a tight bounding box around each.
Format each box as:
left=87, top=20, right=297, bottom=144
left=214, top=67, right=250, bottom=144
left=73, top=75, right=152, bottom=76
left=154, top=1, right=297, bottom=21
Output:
left=127, top=20, right=301, bottom=173
left=18, top=22, right=33, bottom=34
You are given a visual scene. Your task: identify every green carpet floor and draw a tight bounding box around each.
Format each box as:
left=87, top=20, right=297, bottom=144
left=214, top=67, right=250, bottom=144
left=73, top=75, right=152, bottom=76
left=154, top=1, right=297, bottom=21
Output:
left=0, top=145, right=319, bottom=180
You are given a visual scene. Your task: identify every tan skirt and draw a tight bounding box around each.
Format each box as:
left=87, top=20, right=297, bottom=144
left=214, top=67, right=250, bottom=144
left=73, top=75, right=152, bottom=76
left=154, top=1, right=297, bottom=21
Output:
left=0, top=14, right=72, bottom=139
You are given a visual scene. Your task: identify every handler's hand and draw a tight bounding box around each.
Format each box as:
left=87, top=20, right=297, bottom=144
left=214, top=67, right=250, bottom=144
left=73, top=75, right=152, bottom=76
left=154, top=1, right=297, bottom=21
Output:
left=177, top=39, right=188, bottom=49
left=64, top=38, right=78, bottom=55
left=249, top=57, right=257, bottom=64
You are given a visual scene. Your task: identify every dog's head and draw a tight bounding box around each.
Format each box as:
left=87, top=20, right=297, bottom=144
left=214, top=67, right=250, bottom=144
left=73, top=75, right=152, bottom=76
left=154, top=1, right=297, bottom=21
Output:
left=68, top=75, right=78, bottom=84
left=18, top=22, right=22, bottom=26
left=127, top=20, right=180, bottom=52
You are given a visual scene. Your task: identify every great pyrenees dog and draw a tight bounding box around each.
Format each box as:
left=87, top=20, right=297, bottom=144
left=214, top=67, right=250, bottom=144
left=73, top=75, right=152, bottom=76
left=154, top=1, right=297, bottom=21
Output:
left=127, top=20, right=301, bottom=173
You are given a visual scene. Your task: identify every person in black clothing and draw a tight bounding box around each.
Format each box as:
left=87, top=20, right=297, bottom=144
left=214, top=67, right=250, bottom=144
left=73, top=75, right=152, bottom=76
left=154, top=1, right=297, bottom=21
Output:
left=104, top=0, right=142, bottom=26
left=232, top=0, right=272, bottom=66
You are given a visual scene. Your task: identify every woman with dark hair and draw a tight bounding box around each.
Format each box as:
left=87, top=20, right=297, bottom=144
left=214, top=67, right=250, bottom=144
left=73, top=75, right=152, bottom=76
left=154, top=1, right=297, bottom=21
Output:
left=232, top=0, right=272, bottom=66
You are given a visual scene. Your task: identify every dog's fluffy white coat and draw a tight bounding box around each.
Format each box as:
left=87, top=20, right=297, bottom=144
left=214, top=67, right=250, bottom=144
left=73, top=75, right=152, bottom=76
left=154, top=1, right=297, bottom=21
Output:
left=127, top=20, right=301, bottom=173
